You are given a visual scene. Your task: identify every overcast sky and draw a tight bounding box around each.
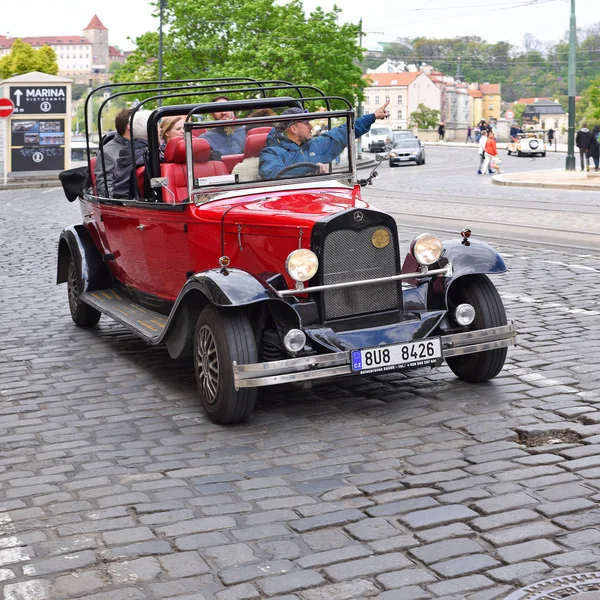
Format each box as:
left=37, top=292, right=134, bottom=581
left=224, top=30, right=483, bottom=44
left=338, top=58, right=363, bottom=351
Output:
left=1, top=0, right=597, bottom=53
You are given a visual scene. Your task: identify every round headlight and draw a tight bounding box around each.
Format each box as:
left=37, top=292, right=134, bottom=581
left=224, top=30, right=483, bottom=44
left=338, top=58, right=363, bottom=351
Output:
left=454, top=303, right=476, bottom=326
left=284, top=329, right=306, bottom=353
left=411, top=233, right=443, bottom=266
left=286, top=249, right=319, bottom=282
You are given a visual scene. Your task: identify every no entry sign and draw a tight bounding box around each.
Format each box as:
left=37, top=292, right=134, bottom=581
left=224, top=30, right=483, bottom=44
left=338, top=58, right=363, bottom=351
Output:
left=0, top=98, right=15, bottom=118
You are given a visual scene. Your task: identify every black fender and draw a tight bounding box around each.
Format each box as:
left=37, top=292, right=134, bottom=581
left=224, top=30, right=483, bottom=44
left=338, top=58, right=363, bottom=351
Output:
left=56, top=225, right=111, bottom=291
left=163, top=268, right=301, bottom=359
left=402, top=239, right=507, bottom=311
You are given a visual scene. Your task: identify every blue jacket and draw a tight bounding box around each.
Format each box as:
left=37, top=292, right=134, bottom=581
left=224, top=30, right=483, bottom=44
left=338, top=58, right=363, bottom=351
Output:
left=200, top=127, right=245, bottom=156
left=259, top=113, right=376, bottom=180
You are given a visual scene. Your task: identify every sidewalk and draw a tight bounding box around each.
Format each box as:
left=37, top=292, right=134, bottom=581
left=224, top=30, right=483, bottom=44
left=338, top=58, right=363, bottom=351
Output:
left=423, top=140, right=568, bottom=153
left=492, top=168, right=600, bottom=191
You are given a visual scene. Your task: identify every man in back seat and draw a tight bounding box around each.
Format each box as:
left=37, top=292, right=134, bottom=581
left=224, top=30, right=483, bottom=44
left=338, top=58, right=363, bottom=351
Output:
left=200, top=96, right=245, bottom=157
left=112, top=110, right=151, bottom=199
left=95, top=109, right=132, bottom=197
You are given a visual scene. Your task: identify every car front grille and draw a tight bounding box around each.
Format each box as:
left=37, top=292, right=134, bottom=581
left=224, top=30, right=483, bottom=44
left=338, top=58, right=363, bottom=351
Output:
left=321, top=225, right=400, bottom=320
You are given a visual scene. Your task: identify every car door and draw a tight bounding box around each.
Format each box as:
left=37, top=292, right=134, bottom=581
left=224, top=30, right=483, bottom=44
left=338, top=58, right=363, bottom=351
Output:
left=137, top=205, right=194, bottom=301
left=100, top=202, right=147, bottom=290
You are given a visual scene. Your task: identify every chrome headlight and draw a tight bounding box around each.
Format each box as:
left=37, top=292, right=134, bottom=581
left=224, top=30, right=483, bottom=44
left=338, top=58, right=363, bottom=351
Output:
left=389, top=152, right=397, bottom=157
left=286, top=249, right=319, bottom=282
left=411, top=233, right=443, bottom=266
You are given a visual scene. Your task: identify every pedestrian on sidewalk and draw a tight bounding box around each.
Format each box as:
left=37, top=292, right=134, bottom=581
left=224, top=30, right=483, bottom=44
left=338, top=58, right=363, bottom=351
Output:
left=477, top=128, right=488, bottom=174
left=438, top=122, right=445, bottom=141
left=466, top=125, right=474, bottom=143
left=482, top=132, right=501, bottom=175
left=588, top=125, right=600, bottom=171
left=547, top=128, right=555, bottom=148
left=576, top=123, right=592, bottom=172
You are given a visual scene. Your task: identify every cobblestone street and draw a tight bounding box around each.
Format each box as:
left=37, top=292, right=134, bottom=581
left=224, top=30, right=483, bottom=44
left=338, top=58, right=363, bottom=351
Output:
left=1, top=164, right=600, bottom=599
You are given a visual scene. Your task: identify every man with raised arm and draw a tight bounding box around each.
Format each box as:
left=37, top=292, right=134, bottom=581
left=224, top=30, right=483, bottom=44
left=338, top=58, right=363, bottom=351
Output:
left=259, top=101, right=390, bottom=180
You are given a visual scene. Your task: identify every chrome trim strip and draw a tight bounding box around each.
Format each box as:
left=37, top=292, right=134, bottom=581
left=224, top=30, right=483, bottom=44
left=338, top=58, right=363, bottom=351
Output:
left=278, top=264, right=452, bottom=297
left=443, top=337, right=516, bottom=358
left=233, top=321, right=517, bottom=389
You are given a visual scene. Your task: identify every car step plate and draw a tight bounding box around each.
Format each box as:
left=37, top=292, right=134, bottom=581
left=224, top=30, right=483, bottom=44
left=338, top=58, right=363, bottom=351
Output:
left=351, top=338, right=442, bottom=374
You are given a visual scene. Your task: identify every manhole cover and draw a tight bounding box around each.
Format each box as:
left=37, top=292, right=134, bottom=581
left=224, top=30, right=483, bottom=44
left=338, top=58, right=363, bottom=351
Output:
left=504, top=573, right=600, bottom=599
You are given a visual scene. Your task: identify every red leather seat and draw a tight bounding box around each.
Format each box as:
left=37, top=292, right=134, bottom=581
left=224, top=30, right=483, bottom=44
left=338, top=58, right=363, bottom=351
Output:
left=221, top=154, right=244, bottom=173
left=243, top=132, right=269, bottom=158
left=160, top=137, right=228, bottom=203
left=246, top=126, right=273, bottom=137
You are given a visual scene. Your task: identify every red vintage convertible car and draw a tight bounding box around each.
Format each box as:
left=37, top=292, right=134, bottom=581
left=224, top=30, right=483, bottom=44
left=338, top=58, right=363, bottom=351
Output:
left=58, top=78, right=516, bottom=423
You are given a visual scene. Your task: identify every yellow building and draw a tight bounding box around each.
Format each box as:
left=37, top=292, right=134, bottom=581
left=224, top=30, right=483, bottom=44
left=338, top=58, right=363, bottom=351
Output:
left=479, top=83, right=501, bottom=122
left=468, top=89, right=483, bottom=126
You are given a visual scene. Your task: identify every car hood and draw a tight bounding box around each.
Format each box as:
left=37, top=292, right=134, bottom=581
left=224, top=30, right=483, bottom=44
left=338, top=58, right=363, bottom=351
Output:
left=194, top=185, right=369, bottom=229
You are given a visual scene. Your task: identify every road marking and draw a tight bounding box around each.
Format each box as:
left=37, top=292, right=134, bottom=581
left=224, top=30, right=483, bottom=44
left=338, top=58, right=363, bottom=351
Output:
left=542, top=260, right=600, bottom=273
left=501, top=293, right=600, bottom=317
left=507, top=367, right=579, bottom=393
left=0, top=511, right=48, bottom=599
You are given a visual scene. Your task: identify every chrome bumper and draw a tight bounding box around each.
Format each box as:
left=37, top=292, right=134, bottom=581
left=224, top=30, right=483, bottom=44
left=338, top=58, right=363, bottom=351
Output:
left=233, top=322, right=517, bottom=389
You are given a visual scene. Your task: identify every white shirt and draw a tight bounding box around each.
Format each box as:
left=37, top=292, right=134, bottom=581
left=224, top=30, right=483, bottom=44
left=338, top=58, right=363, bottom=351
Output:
left=479, top=134, right=488, bottom=154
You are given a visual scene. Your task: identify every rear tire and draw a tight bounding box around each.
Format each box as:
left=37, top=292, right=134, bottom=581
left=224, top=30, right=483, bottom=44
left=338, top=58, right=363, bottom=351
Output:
left=67, top=257, right=101, bottom=327
left=446, top=274, right=508, bottom=383
left=194, top=305, right=257, bottom=424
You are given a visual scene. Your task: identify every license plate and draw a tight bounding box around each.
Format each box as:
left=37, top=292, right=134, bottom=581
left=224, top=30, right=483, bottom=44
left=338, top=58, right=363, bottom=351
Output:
left=399, top=157, right=410, bottom=161
left=351, top=338, right=442, bottom=374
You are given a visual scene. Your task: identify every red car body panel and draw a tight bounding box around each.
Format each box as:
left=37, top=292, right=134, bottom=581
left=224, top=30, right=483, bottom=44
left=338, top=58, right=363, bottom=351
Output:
left=83, top=185, right=369, bottom=301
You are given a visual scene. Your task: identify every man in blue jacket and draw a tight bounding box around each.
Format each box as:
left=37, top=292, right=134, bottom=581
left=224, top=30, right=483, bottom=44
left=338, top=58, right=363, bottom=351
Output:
left=259, top=101, right=390, bottom=180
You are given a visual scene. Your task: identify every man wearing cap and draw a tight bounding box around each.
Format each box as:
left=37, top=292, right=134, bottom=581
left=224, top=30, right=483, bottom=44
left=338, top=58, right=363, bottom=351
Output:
left=259, top=101, right=390, bottom=180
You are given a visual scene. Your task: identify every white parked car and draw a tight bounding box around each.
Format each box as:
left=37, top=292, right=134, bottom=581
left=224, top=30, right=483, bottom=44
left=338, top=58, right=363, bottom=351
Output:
left=507, top=132, right=547, bottom=157
left=362, top=126, right=393, bottom=153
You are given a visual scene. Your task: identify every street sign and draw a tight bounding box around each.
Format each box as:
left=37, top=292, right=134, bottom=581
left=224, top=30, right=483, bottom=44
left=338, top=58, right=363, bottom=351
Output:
left=9, top=86, right=67, bottom=115
left=0, top=98, right=15, bottom=118
left=505, top=110, right=515, bottom=120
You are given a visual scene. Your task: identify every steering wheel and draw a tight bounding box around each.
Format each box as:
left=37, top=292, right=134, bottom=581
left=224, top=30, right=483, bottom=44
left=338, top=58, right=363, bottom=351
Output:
left=273, top=162, right=322, bottom=178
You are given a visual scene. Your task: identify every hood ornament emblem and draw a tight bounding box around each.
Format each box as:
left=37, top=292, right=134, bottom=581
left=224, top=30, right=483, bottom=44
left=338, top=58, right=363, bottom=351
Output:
left=354, top=211, right=364, bottom=222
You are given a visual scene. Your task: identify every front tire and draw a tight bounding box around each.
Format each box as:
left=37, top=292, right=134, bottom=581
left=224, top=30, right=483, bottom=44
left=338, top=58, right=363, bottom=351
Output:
left=446, top=274, right=508, bottom=383
left=67, top=257, right=101, bottom=327
left=194, top=305, right=257, bottom=424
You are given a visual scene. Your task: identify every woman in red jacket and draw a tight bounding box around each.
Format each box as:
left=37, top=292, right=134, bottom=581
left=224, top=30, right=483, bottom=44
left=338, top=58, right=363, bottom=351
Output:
left=482, top=132, right=502, bottom=174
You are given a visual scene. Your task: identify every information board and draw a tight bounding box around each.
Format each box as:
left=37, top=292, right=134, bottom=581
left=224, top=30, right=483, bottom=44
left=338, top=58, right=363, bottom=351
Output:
left=10, top=118, right=65, bottom=171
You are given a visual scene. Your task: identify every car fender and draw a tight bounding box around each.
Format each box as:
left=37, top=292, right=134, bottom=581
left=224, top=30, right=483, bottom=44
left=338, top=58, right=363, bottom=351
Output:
left=163, top=268, right=301, bottom=359
left=403, top=239, right=507, bottom=311
left=56, top=225, right=111, bottom=291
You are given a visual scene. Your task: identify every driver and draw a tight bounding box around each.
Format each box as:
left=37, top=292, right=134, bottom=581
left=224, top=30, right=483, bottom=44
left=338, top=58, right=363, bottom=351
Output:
left=259, top=101, right=390, bottom=180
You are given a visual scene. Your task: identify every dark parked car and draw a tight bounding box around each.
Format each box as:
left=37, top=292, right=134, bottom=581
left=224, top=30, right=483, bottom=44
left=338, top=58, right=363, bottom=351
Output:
left=389, top=137, right=426, bottom=166
left=57, top=78, right=516, bottom=424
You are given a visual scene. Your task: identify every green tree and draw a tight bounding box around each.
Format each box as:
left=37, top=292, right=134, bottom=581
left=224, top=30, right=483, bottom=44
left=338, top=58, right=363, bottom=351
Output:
left=0, top=39, right=58, bottom=78
left=34, top=45, right=58, bottom=75
left=115, top=0, right=365, bottom=104
left=578, top=78, right=600, bottom=124
left=409, top=103, right=440, bottom=130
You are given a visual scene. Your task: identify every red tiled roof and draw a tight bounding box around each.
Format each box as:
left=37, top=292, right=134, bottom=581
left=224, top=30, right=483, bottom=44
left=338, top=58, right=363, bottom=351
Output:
left=468, top=90, right=483, bottom=98
left=109, top=45, right=123, bottom=56
left=84, top=15, right=107, bottom=31
left=0, top=36, right=90, bottom=49
left=479, top=83, right=501, bottom=94
left=515, top=97, right=550, bottom=104
left=363, top=72, right=421, bottom=86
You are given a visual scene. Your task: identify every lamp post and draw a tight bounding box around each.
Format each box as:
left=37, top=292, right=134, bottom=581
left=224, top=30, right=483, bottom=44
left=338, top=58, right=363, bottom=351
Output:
left=565, top=0, right=576, bottom=170
left=158, top=0, right=167, bottom=106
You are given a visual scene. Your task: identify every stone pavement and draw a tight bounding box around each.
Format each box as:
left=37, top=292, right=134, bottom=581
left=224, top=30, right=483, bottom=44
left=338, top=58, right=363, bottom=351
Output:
left=493, top=168, right=600, bottom=191
left=1, top=186, right=600, bottom=599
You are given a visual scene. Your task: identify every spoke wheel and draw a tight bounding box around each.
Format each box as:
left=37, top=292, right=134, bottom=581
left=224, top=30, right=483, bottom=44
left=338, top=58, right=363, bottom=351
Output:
left=446, top=274, right=508, bottom=383
left=194, top=305, right=257, bottom=424
left=67, top=258, right=101, bottom=327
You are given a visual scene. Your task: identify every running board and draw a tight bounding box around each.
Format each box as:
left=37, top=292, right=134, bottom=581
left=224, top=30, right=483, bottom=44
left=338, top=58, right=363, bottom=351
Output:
left=81, top=289, right=167, bottom=343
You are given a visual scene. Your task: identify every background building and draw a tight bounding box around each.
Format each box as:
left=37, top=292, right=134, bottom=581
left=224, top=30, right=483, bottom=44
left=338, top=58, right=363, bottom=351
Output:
left=0, top=15, right=125, bottom=83
left=362, top=71, right=441, bottom=130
